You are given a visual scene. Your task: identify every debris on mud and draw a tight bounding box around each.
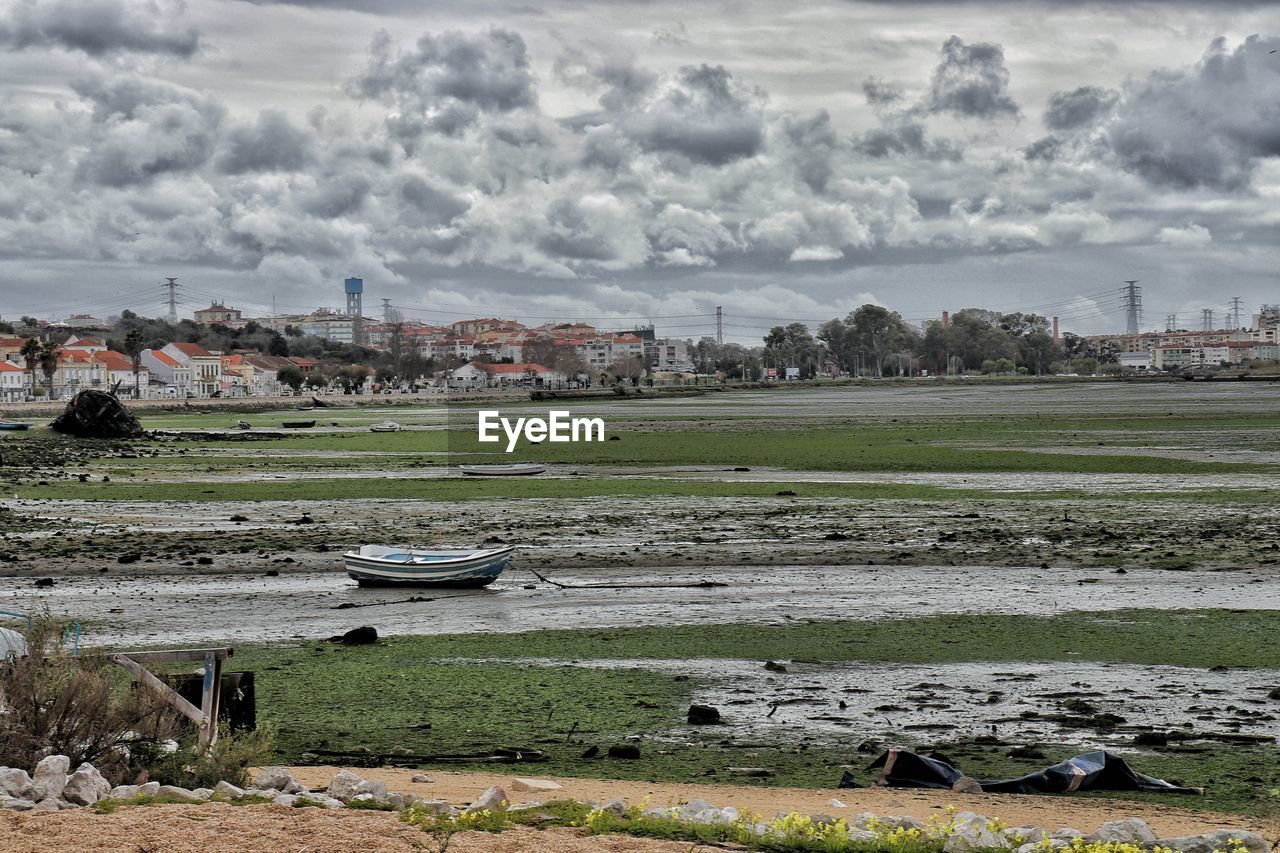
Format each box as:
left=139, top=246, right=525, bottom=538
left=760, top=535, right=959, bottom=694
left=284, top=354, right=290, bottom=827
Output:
left=50, top=390, right=143, bottom=438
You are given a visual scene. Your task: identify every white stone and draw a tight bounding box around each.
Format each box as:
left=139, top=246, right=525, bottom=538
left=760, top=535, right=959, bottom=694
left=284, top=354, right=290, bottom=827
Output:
left=213, top=781, right=245, bottom=799
left=1089, top=818, right=1157, bottom=846
left=273, top=793, right=298, bottom=806
left=138, top=782, right=161, bottom=797
left=155, top=784, right=201, bottom=803
left=510, top=777, right=563, bottom=793
left=1051, top=829, right=1085, bottom=842
left=410, top=774, right=432, bottom=784
left=602, top=798, right=627, bottom=816
left=1, top=796, right=35, bottom=811
left=354, top=779, right=388, bottom=804
left=678, top=798, right=717, bottom=821
left=283, top=781, right=304, bottom=795
left=466, top=785, right=509, bottom=813
left=30, top=755, right=70, bottom=802
left=827, top=798, right=846, bottom=809
left=327, top=770, right=364, bottom=803
left=33, top=798, right=71, bottom=812
left=254, top=767, right=294, bottom=791
left=0, top=768, right=33, bottom=799
left=944, top=813, right=1013, bottom=853
left=61, top=763, right=110, bottom=806
left=415, top=799, right=455, bottom=816
left=108, top=785, right=140, bottom=800
left=192, top=788, right=214, bottom=801
left=1159, top=831, right=1270, bottom=853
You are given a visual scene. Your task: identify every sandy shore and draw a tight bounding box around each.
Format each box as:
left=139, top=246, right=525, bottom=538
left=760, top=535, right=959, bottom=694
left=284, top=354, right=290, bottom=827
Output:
left=1, top=767, right=1274, bottom=853
left=284, top=766, right=1276, bottom=839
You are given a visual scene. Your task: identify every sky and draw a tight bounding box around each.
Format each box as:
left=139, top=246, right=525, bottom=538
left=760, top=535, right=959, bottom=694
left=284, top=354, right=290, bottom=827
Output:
left=0, top=0, right=1277, bottom=342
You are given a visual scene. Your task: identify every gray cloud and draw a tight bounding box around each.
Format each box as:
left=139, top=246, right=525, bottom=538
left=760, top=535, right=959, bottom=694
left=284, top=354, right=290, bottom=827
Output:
left=927, top=35, right=1019, bottom=118
left=348, top=27, right=537, bottom=135
left=0, top=0, right=199, bottom=56
left=1105, top=34, right=1280, bottom=189
left=854, top=120, right=961, bottom=162
left=621, top=63, right=766, bottom=165
left=218, top=109, right=314, bottom=174
left=1043, top=85, right=1118, bottom=131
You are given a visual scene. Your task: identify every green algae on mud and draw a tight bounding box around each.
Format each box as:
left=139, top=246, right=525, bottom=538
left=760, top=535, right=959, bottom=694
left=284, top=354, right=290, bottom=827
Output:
left=231, top=609, right=1280, bottom=815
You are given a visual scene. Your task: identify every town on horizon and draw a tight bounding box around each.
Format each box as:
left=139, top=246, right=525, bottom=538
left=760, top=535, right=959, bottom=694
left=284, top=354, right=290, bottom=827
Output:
left=4, top=273, right=1280, bottom=402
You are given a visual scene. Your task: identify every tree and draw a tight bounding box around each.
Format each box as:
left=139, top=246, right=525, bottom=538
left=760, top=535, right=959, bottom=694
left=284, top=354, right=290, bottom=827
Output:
left=38, top=340, right=59, bottom=397
left=277, top=364, right=304, bottom=392
left=609, top=355, right=645, bottom=385
left=267, top=332, right=289, bottom=357
left=123, top=329, right=144, bottom=399
left=19, top=338, right=40, bottom=396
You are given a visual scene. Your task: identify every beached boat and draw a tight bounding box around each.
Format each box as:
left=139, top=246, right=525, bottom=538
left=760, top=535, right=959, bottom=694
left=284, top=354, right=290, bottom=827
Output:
left=0, top=421, right=31, bottom=431
left=369, top=421, right=402, bottom=432
left=458, top=463, right=546, bottom=476
left=282, top=420, right=315, bottom=428
left=343, top=544, right=515, bottom=587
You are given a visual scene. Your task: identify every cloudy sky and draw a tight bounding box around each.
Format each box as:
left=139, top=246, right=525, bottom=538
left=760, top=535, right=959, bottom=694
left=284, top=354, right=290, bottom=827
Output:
left=0, top=0, right=1277, bottom=340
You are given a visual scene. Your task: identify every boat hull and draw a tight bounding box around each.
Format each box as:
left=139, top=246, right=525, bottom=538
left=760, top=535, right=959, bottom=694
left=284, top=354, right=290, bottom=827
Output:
left=0, top=423, right=30, bottom=431
left=343, top=546, right=514, bottom=587
left=458, top=464, right=546, bottom=476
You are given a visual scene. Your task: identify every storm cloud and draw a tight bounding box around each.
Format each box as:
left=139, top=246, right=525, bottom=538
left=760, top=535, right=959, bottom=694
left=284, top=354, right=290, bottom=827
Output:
left=0, top=0, right=199, bottom=56
left=926, top=36, right=1020, bottom=118
left=0, top=0, right=1278, bottom=336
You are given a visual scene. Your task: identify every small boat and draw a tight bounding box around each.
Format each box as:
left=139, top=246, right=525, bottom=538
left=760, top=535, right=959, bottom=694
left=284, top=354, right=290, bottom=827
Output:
left=343, top=544, right=515, bottom=587
left=458, top=463, right=546, bottom=477
left=0, top=421, right=31, bottom=431
left=282, top=420, right=315, bottom=428
left=370, top=421, right=403, bottom=432
left=236, top=420, right=252, bottom=430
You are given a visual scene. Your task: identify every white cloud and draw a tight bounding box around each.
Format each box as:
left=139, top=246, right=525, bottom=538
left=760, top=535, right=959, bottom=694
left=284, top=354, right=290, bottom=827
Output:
left=1157, top=223, right=1212, bottom=247
left=789, top=245, right=842, bottom=262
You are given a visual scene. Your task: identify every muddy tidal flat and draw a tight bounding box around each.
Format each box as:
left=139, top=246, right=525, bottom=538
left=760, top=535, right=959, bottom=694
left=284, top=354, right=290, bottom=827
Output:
left=3, top=381, right=1280, bottom=812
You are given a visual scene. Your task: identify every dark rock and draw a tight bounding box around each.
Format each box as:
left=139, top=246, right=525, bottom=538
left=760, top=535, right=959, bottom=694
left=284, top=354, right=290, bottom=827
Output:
left=775, top=490, right=797, bottom=496
left=117, top=553, right=140, bottom=564
left=608, top=435, right=621, bottom=441
left=607, top=744, right=640, bottom=759
left=1134, top=731, right=1169, bottom=747
left=1006, top=745, right=1046, bottom=759
left=687, top=704, right=721, bottom=725
left=763, top=660, right=788, bottom=673
left=824, top=532, right=850, bottom=541
left=293, top=515, right=315, bottom=525
left=1268, top=687, right=1280, bottom=700
left=229, top=514, right=249, bottom=522
left=580, top=745, right=599, bottom=759
left=336, top=626, right=378, bottom=645
left=196, top=557, right=214, bottom=565
left=265, top=569, right=280, bottom=577
left=34, top=577, right=54, bottom=587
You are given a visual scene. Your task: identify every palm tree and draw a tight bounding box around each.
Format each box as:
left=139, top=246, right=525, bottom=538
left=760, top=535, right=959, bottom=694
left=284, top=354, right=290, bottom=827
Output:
left=123, top=330, right=144, bottom=399
left=19, top=338, right=39, bottom=398
left=38, top=340, right=60, bottom=399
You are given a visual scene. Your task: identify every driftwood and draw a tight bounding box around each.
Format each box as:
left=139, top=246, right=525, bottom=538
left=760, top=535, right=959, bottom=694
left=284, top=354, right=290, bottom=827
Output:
left=527, top=568, right=727, bottom=590
left=50, top=390, right=143, bottom=438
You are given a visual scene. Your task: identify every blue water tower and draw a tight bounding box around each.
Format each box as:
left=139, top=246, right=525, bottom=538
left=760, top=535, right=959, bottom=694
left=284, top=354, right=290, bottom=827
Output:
left=344, top=277, right=363, bottom=317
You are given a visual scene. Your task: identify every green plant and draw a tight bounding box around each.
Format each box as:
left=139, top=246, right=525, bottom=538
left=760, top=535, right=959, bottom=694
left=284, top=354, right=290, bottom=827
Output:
left=0, top=615, right=177, bottom=781
left=137, top=724, right=275, bottom=789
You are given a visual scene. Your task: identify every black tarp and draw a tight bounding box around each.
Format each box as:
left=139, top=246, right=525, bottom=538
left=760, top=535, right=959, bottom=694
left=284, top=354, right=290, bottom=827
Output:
left=842, top=748, right=1203, bottom=795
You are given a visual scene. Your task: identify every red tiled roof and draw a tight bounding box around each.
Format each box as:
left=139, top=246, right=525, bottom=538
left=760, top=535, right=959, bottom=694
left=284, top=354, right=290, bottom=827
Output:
left=170, top=342, right=214, bottom=357
left=0, top=361, right=22, bottom=372
left=148, top=351, right=181, bottom=367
